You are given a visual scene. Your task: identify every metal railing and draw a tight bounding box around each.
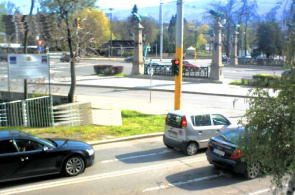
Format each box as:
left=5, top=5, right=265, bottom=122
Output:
left=0, top=96, right=54, bottom=127
left=144, top=65, right=209, bottom=78
left=238, top=58, right=284, bottom=66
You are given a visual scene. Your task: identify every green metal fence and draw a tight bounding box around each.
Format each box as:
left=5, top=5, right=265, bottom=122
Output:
left=0, top=96, right=54, bottom=127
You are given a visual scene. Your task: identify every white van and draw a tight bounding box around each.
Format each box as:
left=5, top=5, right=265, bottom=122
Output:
left=163, top=110, right=238, bottom=155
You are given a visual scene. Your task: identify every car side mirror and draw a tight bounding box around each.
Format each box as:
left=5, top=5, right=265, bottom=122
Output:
left=43, top=146, right=49, bottom=152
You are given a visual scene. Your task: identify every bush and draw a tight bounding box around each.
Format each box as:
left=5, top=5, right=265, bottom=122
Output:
left=123, top=50, right=133, bottom=57
left=93, top=65, right=124, bottom=75
left=252, top=74, right=280, bottom=87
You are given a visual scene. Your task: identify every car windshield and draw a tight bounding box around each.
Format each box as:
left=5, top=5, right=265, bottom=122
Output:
left=216, top=128, right=244, bottom=144
left=30, top=134, right=56, bottom=148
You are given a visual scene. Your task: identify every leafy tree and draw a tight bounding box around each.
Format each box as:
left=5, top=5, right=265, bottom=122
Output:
left=40, top=0, right=95, bottom=103
left=256, top=21, right=284, bottom=58
left=240, top=70, right=295, bottom=191
left=78, top=8, right=110, bottom=54
left=183, top=23, right=209, bottom=52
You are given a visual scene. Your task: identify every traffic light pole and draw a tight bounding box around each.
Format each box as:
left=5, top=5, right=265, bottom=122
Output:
left=174, top=0, right=184, bottom=110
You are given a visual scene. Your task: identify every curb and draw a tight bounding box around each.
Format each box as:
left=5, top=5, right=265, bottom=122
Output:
left=87, top=132, right=164, bottom=146
left=50, top=83, right=252, bottom=99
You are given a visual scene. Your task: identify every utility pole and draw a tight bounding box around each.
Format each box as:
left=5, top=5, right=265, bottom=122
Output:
left=174, top=0, right=184, bottom=110
left=159, top=0, right=163, bottom=61
left=109, top=8, right=113, bottom=57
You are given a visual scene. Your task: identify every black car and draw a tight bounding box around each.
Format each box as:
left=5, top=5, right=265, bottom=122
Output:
left=0, top=130, right=95, bottom=182
left=222, top=55, right=229, bottom=64
left=206, top=127, right=260, bottom=179
left=60, top=54, right=71, bottom=62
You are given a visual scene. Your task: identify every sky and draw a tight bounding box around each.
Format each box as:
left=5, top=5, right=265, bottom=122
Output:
left=0, top=0, right=287, bottom=15
left=0, top=0, right=195, bottom=14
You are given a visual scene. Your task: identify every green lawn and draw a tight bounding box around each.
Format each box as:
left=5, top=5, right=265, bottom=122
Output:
left=0, top=110, right=165, bottom=142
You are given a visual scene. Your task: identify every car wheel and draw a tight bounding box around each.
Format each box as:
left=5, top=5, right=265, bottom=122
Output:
left=60, top=59, right=64, bottom=62
left=63, top=156, right=85, bottom=176
left=127, top=60, right=131, bottom=63
left=244, top=162, right=260, bottom=179
left=185, top=142, right=198, bottom=156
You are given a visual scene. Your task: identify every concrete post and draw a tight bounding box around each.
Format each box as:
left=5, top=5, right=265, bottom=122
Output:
left=230, top=29, right=239, bottom=66
left=209, top=21, right=224, bottom=81
left=131, top=23, right=144, bottom=75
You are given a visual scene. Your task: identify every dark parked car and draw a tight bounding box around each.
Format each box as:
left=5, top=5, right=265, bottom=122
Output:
left=206, top=126, right=260, bottom=179
left=60, top=53, right=80, bottom=62
left=0, top=52, right=7, bottom=61
left=124, top=56, right=134, bottom=63
left=0, top=130, right=95, bottom=182
left=222, top=55, right=229, bottom=64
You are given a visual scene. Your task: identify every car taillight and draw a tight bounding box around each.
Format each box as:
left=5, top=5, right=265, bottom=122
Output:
left=165, top=115, right=168, bottom=124
left=230, top=149, right=243, bottom=159
left=207, top=143, right=211, bottom=150
left=182, top=115, right=187, bottom=127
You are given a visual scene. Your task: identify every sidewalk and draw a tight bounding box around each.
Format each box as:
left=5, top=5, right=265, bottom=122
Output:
left=50, top=75, right=261, bottom=127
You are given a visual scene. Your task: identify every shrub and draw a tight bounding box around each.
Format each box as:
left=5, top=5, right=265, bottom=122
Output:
left=252, top=74, right=280, bottom=87
left=93, top=65, right=124, bottom=75
left=123, top=50, right=133, bottom=57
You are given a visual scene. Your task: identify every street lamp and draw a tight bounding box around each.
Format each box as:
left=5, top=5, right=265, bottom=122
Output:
left=109, top=8, right=113, bottom=57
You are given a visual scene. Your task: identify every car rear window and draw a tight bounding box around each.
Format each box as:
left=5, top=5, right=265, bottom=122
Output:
left=216, top=128, right=244, bottom=144
left=166, top=114, right=182, bottom=128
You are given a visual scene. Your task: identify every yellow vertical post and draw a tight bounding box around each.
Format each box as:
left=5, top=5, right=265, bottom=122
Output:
left=194, top=47, right=197, bottom=61
left=174, top=0, right=184, bottom=110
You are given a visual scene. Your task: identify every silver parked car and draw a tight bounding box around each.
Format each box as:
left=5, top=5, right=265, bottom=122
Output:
left=163, top=110, right=238, bottom=156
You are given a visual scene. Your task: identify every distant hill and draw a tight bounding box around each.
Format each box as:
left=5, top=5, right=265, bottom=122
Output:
left=110, top=0, right=289, bottom=24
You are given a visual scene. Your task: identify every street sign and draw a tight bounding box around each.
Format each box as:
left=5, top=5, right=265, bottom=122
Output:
left=37, top=40, right=43, bottom=45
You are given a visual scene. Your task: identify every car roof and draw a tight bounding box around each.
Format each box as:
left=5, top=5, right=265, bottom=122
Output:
left=0, top=130, right=32, bottom=140
left=167, top=109, right=225, bottom=116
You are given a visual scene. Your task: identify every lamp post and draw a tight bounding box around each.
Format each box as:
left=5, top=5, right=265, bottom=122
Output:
left=194, top=30, right=201, bottom=61
left=159, top=0, right=164, bottom=61
left=230, top=27, right=239, bottom=65
left=109, top=8, right=113, bottom=57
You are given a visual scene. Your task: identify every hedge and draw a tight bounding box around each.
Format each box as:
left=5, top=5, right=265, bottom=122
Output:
left=93, top=65, right=124, bottom=75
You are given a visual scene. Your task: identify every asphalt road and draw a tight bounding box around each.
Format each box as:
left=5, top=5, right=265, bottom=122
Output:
left=48, top=58, right=284, bottom=81
left=0, top=137, right=275, bottom=195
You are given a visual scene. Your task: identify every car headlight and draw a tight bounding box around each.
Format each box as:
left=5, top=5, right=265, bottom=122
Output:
left=86, top=148, right=94, bottom=156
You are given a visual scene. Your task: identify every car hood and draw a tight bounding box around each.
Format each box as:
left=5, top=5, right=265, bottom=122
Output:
left=52, top=138, right=91, bottom=149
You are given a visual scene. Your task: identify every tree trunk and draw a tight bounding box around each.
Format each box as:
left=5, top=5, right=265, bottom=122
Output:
left=65, top=13, right=76, bottom=103
left=287, top=171, right=295, bottom=194
left=23, top=0, right=35, bottom=100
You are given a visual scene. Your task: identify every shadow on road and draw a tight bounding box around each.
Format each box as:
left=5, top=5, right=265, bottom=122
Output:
left=115, top=147, right=207, bottom=164
left=165, top=166, right=248, bottom=191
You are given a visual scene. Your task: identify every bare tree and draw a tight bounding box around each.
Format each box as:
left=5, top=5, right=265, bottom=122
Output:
left=40, top=0, right=95, bottom=103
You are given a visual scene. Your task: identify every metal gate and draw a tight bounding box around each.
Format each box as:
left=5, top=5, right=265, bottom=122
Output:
left=0, top=96, right=54, bottom=127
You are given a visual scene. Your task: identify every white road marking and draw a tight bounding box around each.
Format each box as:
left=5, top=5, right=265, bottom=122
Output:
left=142, top=174, right=224, bottom=192
left=0, top=157, right=206, bottom=195
left=247, top=188, right=274, bottom=195
left=100, top=149, right=173, bottom=163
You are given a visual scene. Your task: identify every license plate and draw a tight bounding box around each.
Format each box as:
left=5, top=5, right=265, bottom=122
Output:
left=168, top=131, right=177, bottom=138
left=213, top=148, right=225, bottom=156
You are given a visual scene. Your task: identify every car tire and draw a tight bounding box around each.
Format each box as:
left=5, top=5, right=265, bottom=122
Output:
left=244, top=162, right=260, bottom=179
left=60, top=59, right=64, bottom=62
left=63, top=156, right=85, bottom=177
left=185, top=142, right=198, bottom=156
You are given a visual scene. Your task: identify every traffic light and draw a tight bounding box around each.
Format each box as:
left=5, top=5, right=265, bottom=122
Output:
left=171, top=59, right=180, bottom=76
left=77, top=18, right=81, bottom=29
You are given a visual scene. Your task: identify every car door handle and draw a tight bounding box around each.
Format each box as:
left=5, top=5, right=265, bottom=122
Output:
left=20, top=157, right=29, bottom=162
